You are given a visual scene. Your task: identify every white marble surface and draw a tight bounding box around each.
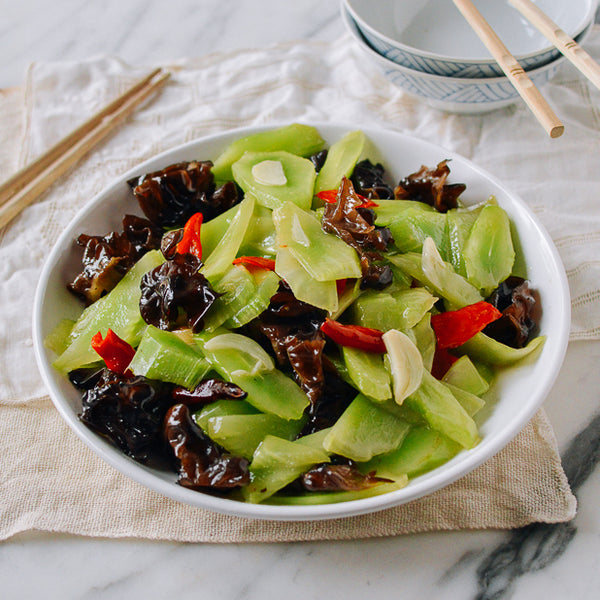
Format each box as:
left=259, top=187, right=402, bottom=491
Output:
left=2, top=2, right=600, bottom=599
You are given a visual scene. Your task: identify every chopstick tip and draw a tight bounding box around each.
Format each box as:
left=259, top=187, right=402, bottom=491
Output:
left=550, top=125, right=564, bottom=139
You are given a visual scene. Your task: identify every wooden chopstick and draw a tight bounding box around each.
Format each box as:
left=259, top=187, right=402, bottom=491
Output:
left=0, top=68, right=170, bottom=230
left=452, top=0, right=564, bottom=138
left=0, top=67, right=163, bottom=207
left=509, top=0, right=600, bottom=91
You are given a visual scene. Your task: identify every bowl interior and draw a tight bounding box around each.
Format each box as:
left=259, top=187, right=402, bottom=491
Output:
left=33, top=123, right=570, bottom=521
left=346, top=0, right=595, bottom=61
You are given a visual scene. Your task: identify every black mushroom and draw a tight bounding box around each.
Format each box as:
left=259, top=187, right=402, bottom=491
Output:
left=394, top=160, right=466, bottom=213
left=257, top=282, right=357, bottom=434
left=163, top=403, right=250, bottom=490
left=171, top=378, right=247, bottom=406
left=258, top=281, right=327, bottom=403
left=350, top=159, right=395, bottom=199
left=129, top=160, right=241, bottom=229
left=301, top=460, right=392, bottom=492
left=139, top=253, right=221, bottom=333
left=77, top=369, right=174, bottom=463
left=321, top=177, right=393, bottom=290
left=484, top=276, right=541, bottom=348
left=68, top=215, right=163, bottom=304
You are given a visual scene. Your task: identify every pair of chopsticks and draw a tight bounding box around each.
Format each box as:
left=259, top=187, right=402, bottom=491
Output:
left=0, top=68, right=170, bottom=230
left=453, top=0, right=600, bottom=138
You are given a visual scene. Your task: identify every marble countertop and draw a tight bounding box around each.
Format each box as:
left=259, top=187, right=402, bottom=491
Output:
left=2, top=2, right=600, bottom=599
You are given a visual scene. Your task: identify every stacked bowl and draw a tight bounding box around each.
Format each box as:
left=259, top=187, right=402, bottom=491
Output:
left=342, top=0, right=598, bottom=113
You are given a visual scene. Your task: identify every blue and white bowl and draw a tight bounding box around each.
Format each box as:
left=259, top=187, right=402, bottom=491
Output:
left=343, top=0, right=597, bottom=78
left=342, top=4, right=592, bottom=114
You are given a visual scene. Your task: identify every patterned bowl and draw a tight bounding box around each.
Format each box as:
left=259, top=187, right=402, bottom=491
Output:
left=343, top=0, right=597, bottom=78
left=342, top=4, right=592, bottom=114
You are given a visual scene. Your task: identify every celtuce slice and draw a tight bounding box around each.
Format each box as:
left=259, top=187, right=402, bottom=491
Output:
left=275, top=246, right=338, bottom=313
left=203, top=332, right=274, bottom=374
left=382, top=329, right=424, bottom=406
left=421, top=236, right=482, bottom=308
left=201, top=196, right=255, bottom=280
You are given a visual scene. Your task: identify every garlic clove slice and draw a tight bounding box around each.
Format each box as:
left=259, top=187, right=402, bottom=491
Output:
left=382, top=329, right=424, bottom=405
left=251, top=160, right=287, bottom=186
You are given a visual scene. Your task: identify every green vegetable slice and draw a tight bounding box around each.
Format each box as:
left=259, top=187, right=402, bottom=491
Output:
left=324, top=393, right=411, bottom=462
left=202, top=332, right=275, bottom=376
left=463, top=205, right=515, bottom=294
left=52, top=250, right=164, bottom=373
left=203, top=265, right=257, bottom=332
left=349, top=287, right=437, bottom=332
left=211, top=123, right=325, bottom=181
left=457, top=332, right=546, bottom=366
left=243, top=435, right=330, bottom=504
left=230, top=370, right=310, bottom=420
left=410, top=313, right=436, bottom=373
left=363, top=426, right=461, bottom=479
left=342, top=346, right=392, bottom=402
left=266, top=479, right=408, bottom=505
left=224, top=270, right=280, bottom=328
left=232, top=151, right=316, bottom=211
left=273, top=201, right=362, bottom=282
left=405, top=370, right=480, bottom=449
left=442, top=383, right=485, bottom=417
left=275, top=246, right=338, bottom=313
left=194, top=399, right=260, bottom=431
left=374, top=199, right=434, bottom=226
left=202, top=196, right=255, bottom=280
left=387, top=206, right=449, bottom=259
left=206, top=413, right=305, bottom=459
left=128, top=326, right=210, bottom=389
left=388, top=240, right=482, bottom=309
left=314, top=130, right=365, bottom=194
left=442, top=355, right=490, bottom=396
left=445, top=201, right=489, bottom=277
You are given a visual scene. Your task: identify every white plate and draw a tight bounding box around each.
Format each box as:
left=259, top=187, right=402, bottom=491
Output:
left=33, top=123, right=570, bottom=521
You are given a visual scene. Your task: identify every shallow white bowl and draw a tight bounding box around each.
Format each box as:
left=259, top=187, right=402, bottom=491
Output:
left=343, top=5, right=591, bottom=114
left=344, top=0, right=597, bottom=77
left=33, top=123, right=570, bottom=521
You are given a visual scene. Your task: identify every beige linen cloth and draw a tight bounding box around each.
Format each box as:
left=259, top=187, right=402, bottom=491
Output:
left=4, top=28, right=600, bottom=542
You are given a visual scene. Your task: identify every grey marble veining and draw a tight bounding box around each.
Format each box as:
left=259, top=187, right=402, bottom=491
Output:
left=2, top=2, right=600, bottom=599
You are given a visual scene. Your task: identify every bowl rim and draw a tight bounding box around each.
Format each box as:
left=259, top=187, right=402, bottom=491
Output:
left=342, top=3, right=579, bottom=84
left=33, top=122, right=571, bottom=521
left=343, top=0, right=597, bottom=65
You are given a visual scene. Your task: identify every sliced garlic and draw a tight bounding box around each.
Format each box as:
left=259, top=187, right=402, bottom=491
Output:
left=382, top=329, right=424, bottom=405
left=290, top=213, right=311, bottom=247
left=251, top=160, right=287, bottom=186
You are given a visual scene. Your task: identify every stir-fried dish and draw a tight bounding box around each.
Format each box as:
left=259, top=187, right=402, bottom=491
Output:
left=47, top=124, right=544, bottom=505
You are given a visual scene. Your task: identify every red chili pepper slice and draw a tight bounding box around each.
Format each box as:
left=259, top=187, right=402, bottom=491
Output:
left=320, top=318, right=386, bottom=353
left=176, top=212, right=203, bottom=259
left=316, top=189, right=377, bottom=209
left=316, top=190, right=339, bottom=204
left=358, top=199, right=379, bottom=208
left=91, top=329, right=136, bottom=374
left=431, top=346, right=459, bottom=380
left=431, top=301, right=502, bottom=349
left=232, top=256, right=276, bottom=272
left=336, top=279, right=347, bottom=296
